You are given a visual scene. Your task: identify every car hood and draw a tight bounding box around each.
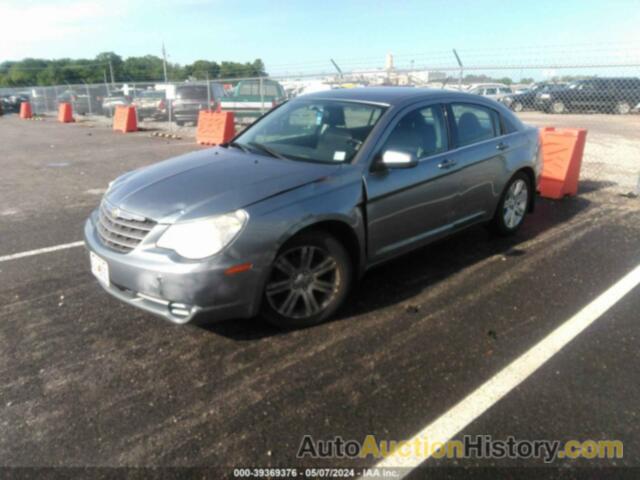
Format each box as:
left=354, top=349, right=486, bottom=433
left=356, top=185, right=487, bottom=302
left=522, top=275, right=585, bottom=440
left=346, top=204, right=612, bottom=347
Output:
left=106, top=147, right=339, bottom=223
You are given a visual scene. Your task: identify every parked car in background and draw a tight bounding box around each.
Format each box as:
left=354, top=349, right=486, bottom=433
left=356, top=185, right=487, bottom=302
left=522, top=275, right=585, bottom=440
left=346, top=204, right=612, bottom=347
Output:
left=1, top=93, right=30, bottom=113
left=101, top=88, right=143, bottom=117
left=467, top=83, right=513, bottom=101
left=220, top=79, right=286, bottom=124
left=500, top=82, right=567, bottom=112
left=535, top=77, right=640, bottom=114
left=85, top=88, right=540, bottom=328
left=172, top=83, right=225, bottom=126
left=132, top=90, right=168, bottom=121
left=56, top=90, right=102, bottom=115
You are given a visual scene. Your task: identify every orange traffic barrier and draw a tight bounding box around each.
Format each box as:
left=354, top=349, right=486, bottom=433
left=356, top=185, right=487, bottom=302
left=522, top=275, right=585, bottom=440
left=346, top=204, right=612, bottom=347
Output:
left=58, top=102, right=74, bottom=123
left=196, top=110, right=235, bottom=145
left=113, top=105, right=138, bottom=133
left=538, top=127, right=588, bottom=200
left=19, top=102, right=33, bottom=119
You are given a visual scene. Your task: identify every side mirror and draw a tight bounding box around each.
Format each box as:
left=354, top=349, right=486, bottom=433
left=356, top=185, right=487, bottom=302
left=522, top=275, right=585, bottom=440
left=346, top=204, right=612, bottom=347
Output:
left=379, top=150, right=418, bottom=169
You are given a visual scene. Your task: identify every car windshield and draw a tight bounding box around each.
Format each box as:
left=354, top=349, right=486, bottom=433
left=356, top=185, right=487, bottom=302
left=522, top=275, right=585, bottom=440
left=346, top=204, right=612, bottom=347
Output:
left=233, top=100, right=386, bottom=164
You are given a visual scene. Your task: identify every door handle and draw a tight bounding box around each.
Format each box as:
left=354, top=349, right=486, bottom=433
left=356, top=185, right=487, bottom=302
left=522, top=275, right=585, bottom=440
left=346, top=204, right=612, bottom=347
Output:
left=496, top=142, right=509, bottom=151
left=438, top=158, right=457, bottom=169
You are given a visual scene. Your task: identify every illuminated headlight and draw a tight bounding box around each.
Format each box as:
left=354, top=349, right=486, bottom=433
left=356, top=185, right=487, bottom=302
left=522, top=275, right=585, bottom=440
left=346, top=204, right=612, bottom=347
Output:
left=157, top=210, right=248, bottom=259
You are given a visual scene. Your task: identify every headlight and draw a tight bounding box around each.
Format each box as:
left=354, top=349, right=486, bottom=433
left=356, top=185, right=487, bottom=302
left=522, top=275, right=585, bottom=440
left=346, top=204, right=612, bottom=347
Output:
left=539, top=93, right=551, bottom=99
left=157, top=209, right=248, bottom=259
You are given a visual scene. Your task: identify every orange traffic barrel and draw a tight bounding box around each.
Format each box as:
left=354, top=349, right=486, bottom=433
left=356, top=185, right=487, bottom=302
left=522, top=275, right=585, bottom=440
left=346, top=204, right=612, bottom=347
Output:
left=196, top=110, right=236, bottom=146
left=113, top=105, right=138, bottom=133
left=58, top=102, right=74, bottom=123
left=19, top=102, right=33, bottom=119
left=538, top=127, right=588, bottom=199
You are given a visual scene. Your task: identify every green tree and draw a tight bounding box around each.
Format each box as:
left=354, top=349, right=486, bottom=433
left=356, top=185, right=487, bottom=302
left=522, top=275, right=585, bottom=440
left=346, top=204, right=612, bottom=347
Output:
left=185, top=60, right=221, bottom=80
left=122, top=55, right=165, bottom=82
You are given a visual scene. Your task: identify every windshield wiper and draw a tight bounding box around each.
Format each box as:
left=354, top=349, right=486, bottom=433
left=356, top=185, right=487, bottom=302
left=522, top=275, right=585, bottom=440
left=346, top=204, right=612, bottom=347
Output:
left=248, top=142, right=289, bottom=160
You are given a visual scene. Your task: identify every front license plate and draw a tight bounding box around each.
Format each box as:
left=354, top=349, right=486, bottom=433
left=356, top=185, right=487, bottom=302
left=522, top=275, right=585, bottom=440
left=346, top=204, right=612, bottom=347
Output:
left=90, top=251, right=110, bottom=287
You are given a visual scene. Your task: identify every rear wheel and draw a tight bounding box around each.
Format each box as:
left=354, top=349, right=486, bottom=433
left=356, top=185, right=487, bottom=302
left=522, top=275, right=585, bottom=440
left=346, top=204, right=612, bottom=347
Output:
left=491, top=172, right=531, bottom=236
left=551, top=100, right=566, bottom=114
left=615, top=101, right=631, bottom=115
left=261, top=231, right=352, bottom=329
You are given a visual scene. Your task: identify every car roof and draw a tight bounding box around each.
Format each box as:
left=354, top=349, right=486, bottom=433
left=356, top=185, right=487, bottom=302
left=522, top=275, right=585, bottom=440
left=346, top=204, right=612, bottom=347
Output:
left=298, top=87, right=487, bottom=106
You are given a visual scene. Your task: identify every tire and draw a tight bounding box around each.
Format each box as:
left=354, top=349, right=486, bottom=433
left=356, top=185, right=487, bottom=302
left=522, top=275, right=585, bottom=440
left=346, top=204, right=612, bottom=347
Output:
left=176, top=120, right=184, bottom=126
left=615, top=101, right=631, bottom=115
left=512, top=101, right=523, bottom=113
left=261, top=231, right=353, bottom=329
left=551, top=101, right=566, bottom=114
left=491, top=172, right=531, bottom=236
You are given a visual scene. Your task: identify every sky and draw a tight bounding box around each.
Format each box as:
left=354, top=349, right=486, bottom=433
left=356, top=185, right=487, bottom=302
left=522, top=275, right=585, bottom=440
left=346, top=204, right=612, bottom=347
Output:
left=1, top=0, right=640, bottom=76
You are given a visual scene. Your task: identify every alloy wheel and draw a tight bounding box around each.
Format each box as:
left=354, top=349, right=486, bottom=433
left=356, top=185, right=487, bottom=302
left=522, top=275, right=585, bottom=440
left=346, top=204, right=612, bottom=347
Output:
left=617, top=102, right=631, bottom=115
left=266, top=246, right=340, bottom=320
left=551, top=101, right=565, bottom=114
left=503, top=179, right=529, bottom=230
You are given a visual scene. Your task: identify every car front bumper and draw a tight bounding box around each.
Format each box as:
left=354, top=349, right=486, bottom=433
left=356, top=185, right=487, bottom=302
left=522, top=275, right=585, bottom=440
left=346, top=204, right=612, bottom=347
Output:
left=83, top=211, right=264, bottom=324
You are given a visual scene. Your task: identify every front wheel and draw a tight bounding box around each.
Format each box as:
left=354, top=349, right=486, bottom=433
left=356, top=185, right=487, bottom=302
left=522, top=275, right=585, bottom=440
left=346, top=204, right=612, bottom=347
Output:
left=261, top=231, right=353, bottom=329
left=511, top=101, right=523, bottom=112
left=491, top=172, right=531, bottom=236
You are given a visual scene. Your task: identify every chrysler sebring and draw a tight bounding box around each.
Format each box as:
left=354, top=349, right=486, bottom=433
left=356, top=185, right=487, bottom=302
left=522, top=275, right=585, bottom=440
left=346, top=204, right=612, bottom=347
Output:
left=84, top=88, right=541, bottom=328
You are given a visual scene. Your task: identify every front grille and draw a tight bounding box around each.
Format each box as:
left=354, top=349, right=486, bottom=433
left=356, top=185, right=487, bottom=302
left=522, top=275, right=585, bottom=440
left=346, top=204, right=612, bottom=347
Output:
left=97, top=201, right=156, bottom=253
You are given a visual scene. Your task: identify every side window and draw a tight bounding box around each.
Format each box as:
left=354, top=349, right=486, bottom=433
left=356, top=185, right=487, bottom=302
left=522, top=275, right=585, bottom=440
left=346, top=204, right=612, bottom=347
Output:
left=382, top=105, right=447, bottom=159
left=451, top=103, right=501, bottom=147
left=484, top=88, right=497, bottom=95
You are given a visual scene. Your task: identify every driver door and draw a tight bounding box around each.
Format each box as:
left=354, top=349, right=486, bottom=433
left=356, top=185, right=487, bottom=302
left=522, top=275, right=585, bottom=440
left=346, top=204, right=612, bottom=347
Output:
left=365, top=104, right=458, bottom=261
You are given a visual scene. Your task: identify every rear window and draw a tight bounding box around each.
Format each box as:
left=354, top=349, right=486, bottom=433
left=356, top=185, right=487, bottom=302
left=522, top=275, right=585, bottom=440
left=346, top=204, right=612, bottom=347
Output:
left=176, top=86, right=208, bottom=100
left=451, top=103, right=501, bottom=147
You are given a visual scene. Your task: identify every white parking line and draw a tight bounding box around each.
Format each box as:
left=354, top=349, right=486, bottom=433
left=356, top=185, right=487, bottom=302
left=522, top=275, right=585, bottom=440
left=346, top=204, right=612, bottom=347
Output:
left=375, top=263, right=640, bottom=475
left=0, top=241, right=84, bottom=263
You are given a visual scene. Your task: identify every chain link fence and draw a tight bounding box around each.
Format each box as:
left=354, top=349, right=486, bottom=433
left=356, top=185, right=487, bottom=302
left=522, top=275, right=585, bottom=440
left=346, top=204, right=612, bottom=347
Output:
left=2, top=61, right=639, bottom=194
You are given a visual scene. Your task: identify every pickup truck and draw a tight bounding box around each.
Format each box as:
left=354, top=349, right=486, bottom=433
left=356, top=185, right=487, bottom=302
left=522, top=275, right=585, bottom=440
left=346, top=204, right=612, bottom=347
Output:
left=220, top=79, right=286, bottom=124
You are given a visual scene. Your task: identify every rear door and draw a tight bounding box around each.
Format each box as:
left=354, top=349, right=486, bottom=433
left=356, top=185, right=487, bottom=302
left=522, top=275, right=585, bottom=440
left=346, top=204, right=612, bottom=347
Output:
left=445, top=102, right=514, bottom=224
left=365, top=103, right=458, bottom=261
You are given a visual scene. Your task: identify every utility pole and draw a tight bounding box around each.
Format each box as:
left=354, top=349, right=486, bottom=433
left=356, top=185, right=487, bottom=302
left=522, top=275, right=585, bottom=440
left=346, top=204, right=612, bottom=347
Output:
left=330, top=59, right=343, bottom=80
left=453, top=49, right=463, bottom=90
left=162, top=42, right=169, bottom=83
left=108, top=59, right=115, bottom=85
